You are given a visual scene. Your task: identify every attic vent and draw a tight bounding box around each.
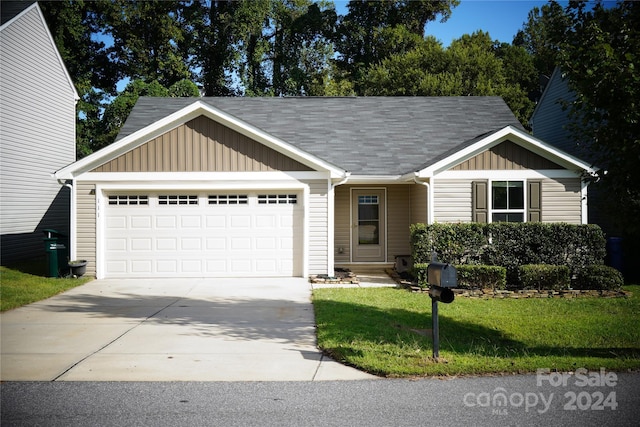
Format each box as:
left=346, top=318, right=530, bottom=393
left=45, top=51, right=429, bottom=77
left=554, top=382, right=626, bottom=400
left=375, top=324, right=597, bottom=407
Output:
left=108, top=195, right=149, bottom=206
left=258, top=194, right=297, bottom=205
left=159, top=195, right=198, bottom=205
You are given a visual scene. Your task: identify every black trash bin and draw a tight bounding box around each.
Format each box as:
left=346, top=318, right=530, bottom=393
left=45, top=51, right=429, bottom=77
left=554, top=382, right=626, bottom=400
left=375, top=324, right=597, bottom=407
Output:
left=43, top=229, right=68, bottom=277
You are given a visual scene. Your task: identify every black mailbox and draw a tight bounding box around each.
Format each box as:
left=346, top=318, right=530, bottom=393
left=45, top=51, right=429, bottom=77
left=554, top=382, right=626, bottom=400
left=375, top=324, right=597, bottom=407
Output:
left=427, top=262, right=457, bottom=288
left=428, top=261, right=456, bottom=304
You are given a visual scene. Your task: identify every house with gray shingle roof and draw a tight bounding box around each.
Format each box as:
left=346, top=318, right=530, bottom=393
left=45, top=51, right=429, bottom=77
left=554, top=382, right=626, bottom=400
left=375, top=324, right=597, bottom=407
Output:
left=54, top=96, right=595, bottom=279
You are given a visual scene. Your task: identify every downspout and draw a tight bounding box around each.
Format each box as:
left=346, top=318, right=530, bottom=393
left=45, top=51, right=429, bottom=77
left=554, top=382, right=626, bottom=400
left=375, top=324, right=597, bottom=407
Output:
left=328, top=172, right=350, bottom=274
left=413, top=173, right=431, bottom=225
left=332, top=171, right=351, bottom=189
left=57, top=178, right=75, bottom=261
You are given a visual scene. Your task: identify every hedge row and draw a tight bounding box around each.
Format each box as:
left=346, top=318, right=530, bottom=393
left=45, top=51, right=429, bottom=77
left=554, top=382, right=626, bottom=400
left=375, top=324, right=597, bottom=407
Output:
left=410, top=223, right=609, bottom=288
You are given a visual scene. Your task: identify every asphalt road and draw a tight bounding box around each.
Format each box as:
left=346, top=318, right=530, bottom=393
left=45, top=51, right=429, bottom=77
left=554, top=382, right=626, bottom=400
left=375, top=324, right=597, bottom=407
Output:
left=3, top=372, right=639, bottom=426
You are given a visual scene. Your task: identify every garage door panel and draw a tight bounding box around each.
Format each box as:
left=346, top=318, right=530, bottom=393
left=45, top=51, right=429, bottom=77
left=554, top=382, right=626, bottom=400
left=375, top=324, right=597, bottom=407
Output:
left=104, top=192, right=302, bottom=278
left=181, top=238, right=202, bottom=250
left=130, top=216, right=152, bottom=228
left=131, top=260, right=152, bottom=273
left=131, top=238, right=152, bottom=251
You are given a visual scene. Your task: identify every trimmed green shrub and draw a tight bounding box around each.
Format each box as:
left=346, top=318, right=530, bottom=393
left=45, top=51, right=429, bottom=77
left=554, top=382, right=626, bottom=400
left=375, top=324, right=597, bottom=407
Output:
left=413, top=263, right=429, bottom=288
left=410, top=223, right=487, bottom=265
left=456, top=265, right=507, bottom=290
left=573, top=265, right=624, bottom=290
left=410, top=222, right=606, bottom=287
left=413, top=263, right=506, bottom=291
left=518, top=264, right=571, bottom=290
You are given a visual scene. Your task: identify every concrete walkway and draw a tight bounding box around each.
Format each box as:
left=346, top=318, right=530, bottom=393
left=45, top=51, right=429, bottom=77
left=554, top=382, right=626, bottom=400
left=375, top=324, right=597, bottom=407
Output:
left=1, top=277, right=389, bottom=381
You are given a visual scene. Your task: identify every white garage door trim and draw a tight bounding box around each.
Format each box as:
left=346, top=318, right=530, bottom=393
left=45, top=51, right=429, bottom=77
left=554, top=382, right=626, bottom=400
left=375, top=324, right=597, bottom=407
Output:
left=95, top=183, right=309, bottom=279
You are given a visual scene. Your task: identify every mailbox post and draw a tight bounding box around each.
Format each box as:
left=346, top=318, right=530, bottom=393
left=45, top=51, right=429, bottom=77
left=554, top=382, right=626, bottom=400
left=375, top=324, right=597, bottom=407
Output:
left=427, top=253, right=457, bottom=359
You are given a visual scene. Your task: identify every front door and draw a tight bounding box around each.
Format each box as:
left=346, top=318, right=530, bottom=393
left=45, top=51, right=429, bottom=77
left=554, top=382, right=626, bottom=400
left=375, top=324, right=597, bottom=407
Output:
left=351, top=189, right=385, bottom=262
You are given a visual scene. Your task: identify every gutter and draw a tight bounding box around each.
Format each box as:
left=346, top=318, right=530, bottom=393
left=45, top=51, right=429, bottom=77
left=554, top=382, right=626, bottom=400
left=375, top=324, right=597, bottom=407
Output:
left=413, top=173, right=431, bottom=225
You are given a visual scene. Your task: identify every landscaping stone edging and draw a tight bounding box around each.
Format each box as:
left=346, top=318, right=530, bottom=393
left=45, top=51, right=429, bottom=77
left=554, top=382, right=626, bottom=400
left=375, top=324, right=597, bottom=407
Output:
left=386, top=269, right=631, bottom=299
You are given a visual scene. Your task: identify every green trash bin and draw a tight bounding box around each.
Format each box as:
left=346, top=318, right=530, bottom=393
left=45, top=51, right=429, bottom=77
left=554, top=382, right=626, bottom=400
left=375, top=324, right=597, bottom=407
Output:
left=43, top=229, right=68, bottom=277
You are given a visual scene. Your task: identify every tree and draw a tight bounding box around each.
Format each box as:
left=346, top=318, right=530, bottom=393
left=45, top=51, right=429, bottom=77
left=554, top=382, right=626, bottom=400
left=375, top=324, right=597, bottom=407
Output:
left=362, top=31, right=534, bottom=126
left=335, top=0, right=459, bottom=93
left=513, top=0, right=568, bottom=81
left=549, top=0, right=640, bottom=236
left=101, top=0, right=191, bottom=88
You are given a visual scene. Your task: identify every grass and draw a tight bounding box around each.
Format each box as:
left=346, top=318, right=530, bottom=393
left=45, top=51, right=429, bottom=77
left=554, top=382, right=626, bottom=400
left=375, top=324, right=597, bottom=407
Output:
left=312, top=286, right=640, bottom=377
left=0, top=266, right=92, bottom=312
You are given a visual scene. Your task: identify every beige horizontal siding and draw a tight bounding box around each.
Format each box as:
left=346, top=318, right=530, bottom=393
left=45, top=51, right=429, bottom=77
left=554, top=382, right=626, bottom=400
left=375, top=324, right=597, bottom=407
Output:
left=75, top=182, right=96, bottom=277
left=334, top=185, right=351, bottom=264
left=433, top=179, right=473, bottom=223
left=410, top=184, right=428, bottom=225
left=387, top=185, right=412, bottom=258
left=541, top=178, right=582, bottom=223
left=92, top=115, right=312, bottom=173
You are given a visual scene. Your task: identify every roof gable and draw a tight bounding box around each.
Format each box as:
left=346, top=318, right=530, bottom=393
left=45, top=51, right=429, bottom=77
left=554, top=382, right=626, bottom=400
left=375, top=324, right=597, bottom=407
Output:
left=55, top=100, right=341, bottom=179
left=414, top=126, right=597, bottom=178
left=91, top=115, right=312, bottom=173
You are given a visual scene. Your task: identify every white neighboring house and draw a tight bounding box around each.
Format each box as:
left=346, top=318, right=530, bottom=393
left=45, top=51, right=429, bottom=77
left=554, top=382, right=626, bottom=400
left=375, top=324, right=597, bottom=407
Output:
left=0, top=1, right=79, bottom=265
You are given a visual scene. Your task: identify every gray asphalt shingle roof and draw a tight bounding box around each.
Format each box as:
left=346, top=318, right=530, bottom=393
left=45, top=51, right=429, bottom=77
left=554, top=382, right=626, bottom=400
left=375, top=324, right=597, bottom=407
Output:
left=118, top=96, right=524, bottom=175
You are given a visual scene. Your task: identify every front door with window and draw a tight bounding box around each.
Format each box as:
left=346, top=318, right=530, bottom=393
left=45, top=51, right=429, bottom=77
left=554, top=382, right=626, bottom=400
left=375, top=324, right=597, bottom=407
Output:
left=351, top=189, right=385, bottom=262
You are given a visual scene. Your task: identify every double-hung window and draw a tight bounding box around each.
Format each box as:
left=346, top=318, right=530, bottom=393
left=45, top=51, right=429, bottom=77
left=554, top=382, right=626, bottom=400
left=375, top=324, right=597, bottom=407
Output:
left=491, top=181, right=524, bottom=222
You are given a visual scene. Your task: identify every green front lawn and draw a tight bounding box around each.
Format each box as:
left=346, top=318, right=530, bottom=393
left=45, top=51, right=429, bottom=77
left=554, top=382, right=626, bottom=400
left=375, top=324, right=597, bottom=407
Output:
left=313, top=286, right=640, bottom=377
left=0, top=266, right=92, bottom=311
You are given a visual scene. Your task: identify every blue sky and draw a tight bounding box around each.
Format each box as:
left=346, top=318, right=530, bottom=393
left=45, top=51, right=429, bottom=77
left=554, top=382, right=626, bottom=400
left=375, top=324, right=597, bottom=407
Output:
left=334, top=0, right=551, bottom=46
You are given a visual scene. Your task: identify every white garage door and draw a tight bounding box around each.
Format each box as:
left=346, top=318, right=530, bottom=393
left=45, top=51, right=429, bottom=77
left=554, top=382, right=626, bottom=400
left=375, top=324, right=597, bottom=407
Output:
left=103, top=192, right=303, bottom=277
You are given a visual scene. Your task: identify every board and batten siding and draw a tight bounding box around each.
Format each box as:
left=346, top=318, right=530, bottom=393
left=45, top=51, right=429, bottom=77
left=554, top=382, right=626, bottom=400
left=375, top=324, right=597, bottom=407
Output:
left=0, top=4, right=77, bottom=263
left=451, top=140, right=563, bottom=171
left=92, top=115, right=312, bottom=173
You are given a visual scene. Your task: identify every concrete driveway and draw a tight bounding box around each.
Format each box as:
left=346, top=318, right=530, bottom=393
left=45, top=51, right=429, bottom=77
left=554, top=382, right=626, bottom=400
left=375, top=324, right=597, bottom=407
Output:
left=0, top=278, right=377, bottom=381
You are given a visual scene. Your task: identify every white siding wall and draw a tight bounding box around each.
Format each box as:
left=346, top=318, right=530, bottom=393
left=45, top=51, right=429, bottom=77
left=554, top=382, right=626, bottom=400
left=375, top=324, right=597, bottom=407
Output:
left=0, top=5, right=77, bottom=263
left=433, top=179, right=473, bottom=223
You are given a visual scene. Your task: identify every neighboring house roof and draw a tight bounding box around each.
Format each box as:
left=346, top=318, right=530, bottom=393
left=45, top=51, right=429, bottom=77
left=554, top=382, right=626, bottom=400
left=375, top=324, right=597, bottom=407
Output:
left=115, top=96, right=525, bottom=176
left=0, top=1, right=34, bottom=25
